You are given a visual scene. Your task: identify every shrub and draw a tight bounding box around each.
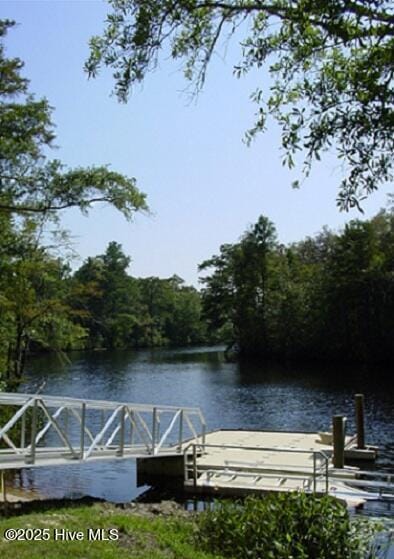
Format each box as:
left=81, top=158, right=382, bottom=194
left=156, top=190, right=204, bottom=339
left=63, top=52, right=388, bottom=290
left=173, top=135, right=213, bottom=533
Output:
left=195, top=493, right=379, bottom=559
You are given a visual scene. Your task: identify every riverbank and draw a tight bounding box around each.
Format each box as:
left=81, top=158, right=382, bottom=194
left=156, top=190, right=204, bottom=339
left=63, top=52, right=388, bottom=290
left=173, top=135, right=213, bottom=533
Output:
left=0, top=495, right=390, bottom=559
left=0, top=499, right=219, bottom=559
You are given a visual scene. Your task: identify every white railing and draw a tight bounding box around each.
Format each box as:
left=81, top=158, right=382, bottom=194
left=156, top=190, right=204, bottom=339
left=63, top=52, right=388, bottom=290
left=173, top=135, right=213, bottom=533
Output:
left=0, top=392, right=206, bottom=468
left=183, top=442, right=330, bottom=494
left=330, top=467, right=394, bottom=500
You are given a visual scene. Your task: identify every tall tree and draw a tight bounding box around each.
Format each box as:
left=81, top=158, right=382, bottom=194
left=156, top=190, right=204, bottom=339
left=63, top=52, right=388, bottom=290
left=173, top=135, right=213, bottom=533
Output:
left=86, top=1, right=394, bottom=210
left=200, top=216, right=278, bottom=356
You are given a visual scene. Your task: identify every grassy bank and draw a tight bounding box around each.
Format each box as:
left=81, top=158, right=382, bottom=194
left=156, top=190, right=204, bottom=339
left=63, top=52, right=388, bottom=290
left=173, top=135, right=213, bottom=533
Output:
left=0, top=496, right=386, bottom=559
left=0, top=501, right=220, bottom=559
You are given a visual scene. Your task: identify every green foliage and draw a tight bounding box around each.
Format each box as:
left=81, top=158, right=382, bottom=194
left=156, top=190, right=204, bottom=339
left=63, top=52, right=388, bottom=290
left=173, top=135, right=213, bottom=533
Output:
left=0, top=20, right=148, bottom=385
left=0, top=19, right=147, bottom=217
left=0, top=502, right=222, bottom=559
left=72, top=243, right=208, bottom=350
left=86, top=1, right=394, bottom=209
left=200, top=216, right=278, bottom=354
left=200, top=209, right=394, bottom=363
left=196, top=494, right=381, bottom=559
left=0, top=220, right=87, bottom=382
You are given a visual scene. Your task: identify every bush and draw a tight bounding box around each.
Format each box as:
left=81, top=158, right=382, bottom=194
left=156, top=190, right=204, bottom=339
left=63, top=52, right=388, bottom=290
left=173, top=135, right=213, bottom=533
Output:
left=195, top=493, right=378, bottom=559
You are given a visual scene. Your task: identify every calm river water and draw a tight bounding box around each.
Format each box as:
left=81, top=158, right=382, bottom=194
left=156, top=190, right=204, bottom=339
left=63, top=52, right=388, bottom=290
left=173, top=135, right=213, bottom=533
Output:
left=15, top=346, right=393, bottom=516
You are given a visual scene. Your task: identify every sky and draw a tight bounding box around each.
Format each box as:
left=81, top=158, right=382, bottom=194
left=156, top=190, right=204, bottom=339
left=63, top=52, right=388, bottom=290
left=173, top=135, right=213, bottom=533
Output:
left=1, top=0, right=392, bottom=286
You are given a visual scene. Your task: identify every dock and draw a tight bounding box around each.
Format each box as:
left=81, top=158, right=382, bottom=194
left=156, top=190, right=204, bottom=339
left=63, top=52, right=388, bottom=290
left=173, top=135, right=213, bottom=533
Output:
left=0, top=392, right=392, bottom=507
left=137, top=428, right=391, bottom=507
left=183, top=430, right=391, bottom=507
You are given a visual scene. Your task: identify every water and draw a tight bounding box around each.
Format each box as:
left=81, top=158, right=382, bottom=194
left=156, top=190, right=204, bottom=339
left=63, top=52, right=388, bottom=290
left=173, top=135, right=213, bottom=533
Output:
left=14, top=346, right=393, bottom=514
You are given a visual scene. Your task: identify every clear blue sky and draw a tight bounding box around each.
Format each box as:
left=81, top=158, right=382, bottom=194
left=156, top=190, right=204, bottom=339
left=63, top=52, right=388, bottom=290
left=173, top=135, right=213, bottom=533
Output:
left=2, top=0, right=391, bottom=286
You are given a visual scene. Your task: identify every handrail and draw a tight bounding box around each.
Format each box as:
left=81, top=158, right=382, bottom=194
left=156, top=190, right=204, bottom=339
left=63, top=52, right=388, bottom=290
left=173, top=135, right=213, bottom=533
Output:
left=0, top=392, right=206, bottom=468
left=0, top=392, right=202, bottom=414
left=184, top=443, right=330, bottom=494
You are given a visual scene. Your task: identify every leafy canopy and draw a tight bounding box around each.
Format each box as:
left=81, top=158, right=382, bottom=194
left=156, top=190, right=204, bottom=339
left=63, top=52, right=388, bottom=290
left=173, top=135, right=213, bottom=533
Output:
left=0, top=19, right=147, bottom=218
left=86, top=0, right=394, bottom=210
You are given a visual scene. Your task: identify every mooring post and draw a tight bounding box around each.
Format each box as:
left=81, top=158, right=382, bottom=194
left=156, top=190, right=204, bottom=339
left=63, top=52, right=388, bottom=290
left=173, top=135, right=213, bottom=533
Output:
left=355, top=393, right=365, bottom=449
left=332, top=415, right=346, bottom=468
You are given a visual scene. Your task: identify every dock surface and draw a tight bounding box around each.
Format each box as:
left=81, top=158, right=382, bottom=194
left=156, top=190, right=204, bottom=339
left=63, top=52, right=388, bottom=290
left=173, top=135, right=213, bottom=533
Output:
left=183, top=430, right=389, bottom=507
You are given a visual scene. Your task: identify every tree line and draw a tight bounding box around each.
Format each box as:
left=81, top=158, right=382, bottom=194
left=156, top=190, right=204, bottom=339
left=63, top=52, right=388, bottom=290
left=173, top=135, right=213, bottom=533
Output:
left=2, top=207, right=393, bottom=385
left=0, top=238, right=212, bottom=384
left=200, top=208, right=394, bottom=364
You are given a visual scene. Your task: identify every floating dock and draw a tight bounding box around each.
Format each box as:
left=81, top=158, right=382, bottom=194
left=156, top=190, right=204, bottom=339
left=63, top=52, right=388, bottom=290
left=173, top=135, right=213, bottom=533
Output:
left=139, top=429, right=392, bottom=508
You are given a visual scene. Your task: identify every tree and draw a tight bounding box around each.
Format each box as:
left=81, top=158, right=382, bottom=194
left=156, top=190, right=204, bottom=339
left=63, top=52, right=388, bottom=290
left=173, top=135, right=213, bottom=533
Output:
left=86, top=1, right=394, bottom=210
left=72, top=242, right=141, bottom=349
left=0, top=224, right=86, bottom=381
left=0, top=20, right=147, bottom=383
left=0, top=19, right=147, bottom=217
left=200, top=216, right=278, bottom=356
left=320, top=216, right=394, bottom=361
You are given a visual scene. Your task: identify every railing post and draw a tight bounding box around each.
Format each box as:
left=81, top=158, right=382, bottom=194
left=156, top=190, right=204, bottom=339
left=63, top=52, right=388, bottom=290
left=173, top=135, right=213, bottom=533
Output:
left=178, top=410, right=184, bottom=452
left=1, top=471, right=6, bottom=502
left=332, top=415, right=346, bottom=468
left=313, top=452, right=316, bottom=493
left=325, top=455, right=329, bottom=494
left=118, top=406, right=125, bottom=457
left=193, top=444, right=198, bottom=487
left=355, top=394, right=365, bottom=449
left=183, top=446, right=189, bottom=482
left=80, top=403, right=86, bottom=460
left=64, top=407, right=69, bottom=438
left=201, top=422, right=206, bottom=452
left=28, top=398, right=38, bottom=464
left=152, top=407, right=158, bottom=455
left=129, top=409, right=134, bottom=446
left=20, top=411, right=26, bottom=449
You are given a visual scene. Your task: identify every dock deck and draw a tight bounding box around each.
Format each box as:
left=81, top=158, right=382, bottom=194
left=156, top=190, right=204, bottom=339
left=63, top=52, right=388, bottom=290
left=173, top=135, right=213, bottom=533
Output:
left=182, top=430, right=390, bottom=507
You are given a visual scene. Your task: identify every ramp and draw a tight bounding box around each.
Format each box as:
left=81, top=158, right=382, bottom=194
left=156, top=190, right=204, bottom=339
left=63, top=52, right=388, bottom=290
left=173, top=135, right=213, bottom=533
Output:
left=0, top=392, right=206, bottom=469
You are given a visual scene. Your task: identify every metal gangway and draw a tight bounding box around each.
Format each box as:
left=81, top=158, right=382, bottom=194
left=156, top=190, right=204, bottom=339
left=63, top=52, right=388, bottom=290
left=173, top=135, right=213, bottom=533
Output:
left=0, top=392, right=206, bottom=469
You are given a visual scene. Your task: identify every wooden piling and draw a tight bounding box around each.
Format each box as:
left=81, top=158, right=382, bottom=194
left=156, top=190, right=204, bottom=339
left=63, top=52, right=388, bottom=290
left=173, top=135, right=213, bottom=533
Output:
left=332, top=415, right=346, bottom=468
left=355, top=394, right=365, bottom=449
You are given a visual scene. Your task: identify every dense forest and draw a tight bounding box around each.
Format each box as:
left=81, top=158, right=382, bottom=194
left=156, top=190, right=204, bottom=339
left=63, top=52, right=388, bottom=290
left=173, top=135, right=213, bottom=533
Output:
left=200, top=209, right=394, bottom=365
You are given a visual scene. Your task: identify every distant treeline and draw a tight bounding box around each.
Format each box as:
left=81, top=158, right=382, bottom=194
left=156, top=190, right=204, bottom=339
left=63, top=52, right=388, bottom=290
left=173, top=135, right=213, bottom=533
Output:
left=200, top=208, right=394, bottom=364
left=1, top=208, right=393, bottom=384
left=0, top=231, right=215, bottom=383
left=71, top=242, right=211, bottom=350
